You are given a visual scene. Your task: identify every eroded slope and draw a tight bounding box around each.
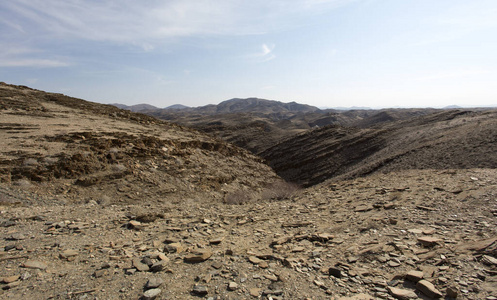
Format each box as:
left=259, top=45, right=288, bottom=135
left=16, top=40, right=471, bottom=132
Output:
left=0, top=82, right=280, bottom=205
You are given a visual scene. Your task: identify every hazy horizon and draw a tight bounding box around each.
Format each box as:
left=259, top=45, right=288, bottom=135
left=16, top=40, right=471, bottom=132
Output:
left=1, top=0, right=496, bottom=109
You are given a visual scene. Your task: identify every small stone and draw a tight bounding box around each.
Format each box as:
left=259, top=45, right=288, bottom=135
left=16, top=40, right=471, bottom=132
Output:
left=22, top=260, right=47, bottom=270
left=336, top=293, right=374, bottom=300
left=248, top=256, right=263, bottom=264
left=128, top=220, right=143, bottom=230
left=228, top=281, right=238, bottom=291
left=20, top=272, right=31, bottom=281
left=387, top=286, right=417, bottom=299
left=329, top=267, right=344, bottom=278
left=9, top=233, right=26, bottom=240
left=314, top=280, right=326, bottom=289
left=209, top=237, right=224, bottom=245
left=211, top=261, right=223, bottom=269
left=292, top=246, right=305, bottom=252
left=422, top=228, right=436, bottom=235
left=146, top=277, right=164, bottom=289
left=164, top=242, right=185, bottom=254
left=481, top=255, right=497, bottom=266
left=1, top=275, right=20, bottom=284
left=142, top=288, right=161, bottom=300
left=150, top=261, right=166, bottom=272
left=60, top=249, right=79, bottom=261
left=355, top=204, right=373, bottom=212
left=2, top=281, right=21, bottom=290
left=316, top=232, right=334, bottom=241
left=264, top=274, right=278, bottom=281
left=417, top=236, right=442, bottom=247
left=388, top=261, right=400, bottom=267
left=446, top=286, right=458, bottom=298
left=249, top=288, right=262, bottom=297
left=132, top=258, right=150, bottom=272
left=93, top=269, right=108, bottom=278
left=184, top=249, right=212, bottom=263
left=125, top=268, right=137, bottom=275
left=192, top=285, right=208, bottom=296
left=416, top=279, right=443, bottom=298
left=406, top=270, right=423, bottom=282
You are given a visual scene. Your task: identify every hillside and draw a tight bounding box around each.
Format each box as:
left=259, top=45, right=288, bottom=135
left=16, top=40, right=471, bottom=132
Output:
left=0, top=82, right=279, bottom=205
left=1, top=83, right=496, bottom=300
left=146, top=99, right=437, bottom=154
left=261, top=109, right=497, bottom=186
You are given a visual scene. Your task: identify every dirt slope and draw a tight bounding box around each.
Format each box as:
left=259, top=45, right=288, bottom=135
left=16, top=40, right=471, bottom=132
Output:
left=261, top=109, right=497, bottom=186
left=0, top=82, right=280, bottom=205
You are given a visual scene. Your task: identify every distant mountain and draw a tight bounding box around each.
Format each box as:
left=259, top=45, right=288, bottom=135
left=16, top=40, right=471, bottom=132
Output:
left=177, top=98, right=320, bottom=115
left=216, top=98, right=320, bottom=114
left=110, top=103, right=158, bottom=112
left=166, top=104, right=189, bottom=110
left=443, top=105, right=462, bottom=109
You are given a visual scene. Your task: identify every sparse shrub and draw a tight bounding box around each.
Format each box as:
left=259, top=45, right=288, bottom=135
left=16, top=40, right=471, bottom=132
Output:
left=261, top=180, right=300, bottom=201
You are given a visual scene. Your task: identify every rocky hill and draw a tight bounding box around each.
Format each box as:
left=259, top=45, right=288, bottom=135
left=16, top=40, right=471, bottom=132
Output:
left=261, top=109, right=497, bottom=186
left=111, top=103, right=160, bottom=112
left=146, top=100, right=437, bottom=154
left=0, top=82, right=279, bottom=205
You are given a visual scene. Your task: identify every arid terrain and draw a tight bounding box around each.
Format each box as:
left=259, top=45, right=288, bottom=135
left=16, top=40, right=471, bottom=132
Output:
left=1, top=82, right=496, bottom=300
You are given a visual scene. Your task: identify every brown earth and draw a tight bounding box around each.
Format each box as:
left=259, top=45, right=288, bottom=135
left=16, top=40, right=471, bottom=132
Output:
left=261, top=109, right=497, bottom=186
left=143, top=99, right=438, bottom=154
left=0, top=82, right=279, bottom=205
left=1, top=83, right=497, bottom=300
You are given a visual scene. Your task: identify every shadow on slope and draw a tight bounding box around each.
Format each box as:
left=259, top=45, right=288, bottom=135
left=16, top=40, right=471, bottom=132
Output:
left=261, top=109, right=497, bottom=186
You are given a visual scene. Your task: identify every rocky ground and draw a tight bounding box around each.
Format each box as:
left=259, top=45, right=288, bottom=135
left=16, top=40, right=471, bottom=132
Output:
left=1, top=169, right=496, bottom=299
left=1, top=83, right=496, bottom=299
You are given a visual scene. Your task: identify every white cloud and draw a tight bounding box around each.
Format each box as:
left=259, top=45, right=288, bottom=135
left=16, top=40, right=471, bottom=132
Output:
left=245, top=43, right=276, bottom=62
left=261, top=43, right=276, bottom=62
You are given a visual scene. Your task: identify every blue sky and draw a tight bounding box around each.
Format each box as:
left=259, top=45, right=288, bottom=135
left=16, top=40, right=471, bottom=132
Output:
left=1, top=0, right=496, bottom=108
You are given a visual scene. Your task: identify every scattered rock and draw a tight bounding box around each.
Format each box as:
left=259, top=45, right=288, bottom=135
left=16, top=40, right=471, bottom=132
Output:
left=227, top=281, right=238, bottom=291
left=142, top=288, right=161, bottom=300
left=184, top=249, right=213, bottom=263
left=22, top=260, right=47, bottom=270
left=164, top=242, right=185, bottom=254
left=446, top=286, right=458, bottom=298
left=418, top=236, right=442, bottom=247
left=192, top=285, right=208, bottom=296
left=249, top=288, right=262, bottom=297
left=416, top=279, right=443, bottom=298
left=146, top=277, right=164, bottom=289
left=132, top=258, right=150, bottom=272
left=481, top=255, right=497, bottom=266
left=59, top=249, right=78, bottom=261
left=387, top=286, right=417, bottom=299
left=1, top=275, right=20, bottom=284
left=405, top=270, right=423, bottom=282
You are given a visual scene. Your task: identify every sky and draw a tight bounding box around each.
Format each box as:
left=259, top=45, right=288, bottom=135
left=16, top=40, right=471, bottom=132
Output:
left=1, top=0, right=497, bottom=109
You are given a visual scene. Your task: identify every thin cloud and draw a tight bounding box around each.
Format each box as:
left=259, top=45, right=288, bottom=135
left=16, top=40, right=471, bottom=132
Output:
left=0, top=59, right=69, bottom=67
left=245, top=43, right=276, bottom=63
left=261, top=43, right=276, bottom=62
left=0, top=0, right=355, bottom=46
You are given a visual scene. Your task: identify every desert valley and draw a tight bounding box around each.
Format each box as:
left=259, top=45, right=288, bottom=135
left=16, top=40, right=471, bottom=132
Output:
left=1, top=82, right=496, bottom=300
